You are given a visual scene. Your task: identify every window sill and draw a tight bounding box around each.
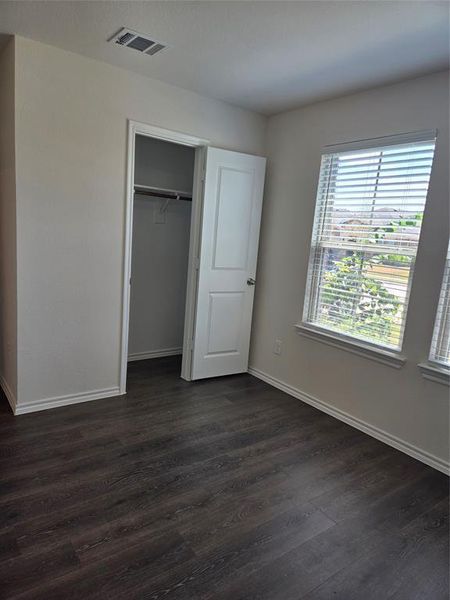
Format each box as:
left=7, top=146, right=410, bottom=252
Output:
left=418, top=362, right=450, bottom=386
left=295, top=323, right=406, bottom=369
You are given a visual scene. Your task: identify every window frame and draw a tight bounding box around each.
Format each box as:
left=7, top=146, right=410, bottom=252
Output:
left=419, top=240, right=450, bottom=385
left=300, top=129, right=437, bottom=360
left=429, top=241, right=450, bottom=367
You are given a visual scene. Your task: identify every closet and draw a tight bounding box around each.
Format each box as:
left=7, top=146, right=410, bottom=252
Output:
left=122, top=123, right=266, bottom=385
left=128, top=135, right=195, bottom=362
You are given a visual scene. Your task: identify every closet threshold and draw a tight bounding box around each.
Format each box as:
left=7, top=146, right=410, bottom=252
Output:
left=134, top=184, right=192, bottom=201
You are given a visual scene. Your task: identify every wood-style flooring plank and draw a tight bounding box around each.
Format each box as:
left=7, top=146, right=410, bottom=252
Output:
left=0, top=355, right=447, bottom=599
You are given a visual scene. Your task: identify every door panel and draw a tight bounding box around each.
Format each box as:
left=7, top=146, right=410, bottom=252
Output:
left=191, top=147, right=266, bottom=379
left=213, top=167, right=254, bottom=269
left=206, top=292, right=244, bottom=355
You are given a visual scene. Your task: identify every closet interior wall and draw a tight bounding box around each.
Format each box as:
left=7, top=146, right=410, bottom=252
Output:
left=128, top=135, right=195, bottom=361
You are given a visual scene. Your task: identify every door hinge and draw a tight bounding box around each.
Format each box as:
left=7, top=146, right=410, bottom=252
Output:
left=194, top=257, right=200, bottom=270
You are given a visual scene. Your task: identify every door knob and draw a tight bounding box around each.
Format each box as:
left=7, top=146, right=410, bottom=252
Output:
left=247, top=278, right=256, bottom=286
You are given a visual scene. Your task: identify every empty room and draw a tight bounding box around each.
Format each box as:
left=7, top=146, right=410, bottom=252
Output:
left=0, top=1, right=448, bottom=598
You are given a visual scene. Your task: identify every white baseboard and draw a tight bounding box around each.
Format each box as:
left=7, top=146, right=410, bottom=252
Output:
left=248, top=366, right=449, bottom=476
left=128, top=347, right=182, bottom=362
left=0, top=374, right=17, bottom=414
left=14, top=386, right=122, bottom=415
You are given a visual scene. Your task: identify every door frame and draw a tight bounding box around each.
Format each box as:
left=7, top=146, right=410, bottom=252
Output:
left=119, top=120, right=209, bottom=394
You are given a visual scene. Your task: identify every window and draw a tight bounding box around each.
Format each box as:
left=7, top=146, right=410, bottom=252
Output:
left=429, top=241, right=450, bottom=368
left=303, top=131, right=436, bottom=351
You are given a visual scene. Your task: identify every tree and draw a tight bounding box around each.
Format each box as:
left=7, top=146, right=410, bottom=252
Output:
left=319, top=213, right=422, bottom=344
left=321, top=251, right=400, bottom=344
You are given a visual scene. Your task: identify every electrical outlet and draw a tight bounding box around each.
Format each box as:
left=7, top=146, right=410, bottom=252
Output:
left=273, top=338, right=282, bottom=355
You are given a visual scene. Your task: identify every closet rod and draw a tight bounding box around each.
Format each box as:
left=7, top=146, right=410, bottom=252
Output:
left=134, top=184, right=192, bottom=202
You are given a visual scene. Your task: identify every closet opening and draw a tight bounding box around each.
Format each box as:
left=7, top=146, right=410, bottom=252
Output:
left=121, top=123, right=208, bottom=392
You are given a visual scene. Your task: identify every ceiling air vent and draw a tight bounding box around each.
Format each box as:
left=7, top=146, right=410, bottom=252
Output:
left=109, top=28, right=167, bottom=56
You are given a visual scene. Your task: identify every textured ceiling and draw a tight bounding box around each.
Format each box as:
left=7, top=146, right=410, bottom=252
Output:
left=0, top=0, right=448, bottom=115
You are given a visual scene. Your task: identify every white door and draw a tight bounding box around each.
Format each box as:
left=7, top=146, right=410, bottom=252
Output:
left=191, top=147, right=266, bottom=379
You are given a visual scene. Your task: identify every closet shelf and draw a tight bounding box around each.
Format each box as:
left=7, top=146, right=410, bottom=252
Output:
left=134, top=184, right=192, bottom=202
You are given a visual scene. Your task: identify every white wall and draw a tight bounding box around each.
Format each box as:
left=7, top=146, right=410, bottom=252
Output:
left=250, top=71, right=450, bottom=470
left=13, top=36, right=266, bottom=409
left=128, top=136, right=194, bottom=358
left=0, top=38, right=17, bottom=406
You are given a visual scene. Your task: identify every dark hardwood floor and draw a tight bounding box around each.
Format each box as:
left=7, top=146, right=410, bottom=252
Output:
left=0, top=356, right=448, bottom=599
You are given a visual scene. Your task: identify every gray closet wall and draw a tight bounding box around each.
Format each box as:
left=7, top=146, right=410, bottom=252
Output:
left=128, top=136, right=195, bottom=359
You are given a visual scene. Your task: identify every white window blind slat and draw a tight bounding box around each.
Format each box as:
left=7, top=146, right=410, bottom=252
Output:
left=303, top=133, right=437, bottom=351
left=429, top=242, right=450, bottom=367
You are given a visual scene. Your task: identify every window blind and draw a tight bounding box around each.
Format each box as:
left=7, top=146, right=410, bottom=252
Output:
left=429, top=241, right=450, bottom=367
left=303, top=132, right=436, bottom=350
